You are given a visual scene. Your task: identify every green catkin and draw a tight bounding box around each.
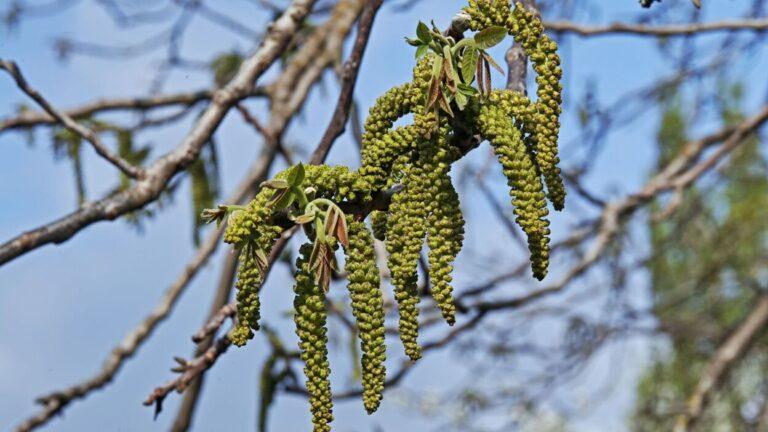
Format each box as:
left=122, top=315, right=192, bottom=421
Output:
left=508, top=3, right=565, bottom=209
left=464, top=1, right=566, bottom=210
left=359, top=125, right=419, bottom=192
left=464, top=0, right=512, bottom=29
left=478, top=103, right=550, bottom=279
left=294, top=244, right=333, bottom=432
left=214, top=1, right=566, bottom=427
left=362, top=83, right=418, bottom=148
left=426, top=173, right=465, bottom=324
left=386, top=160, right=429, bottom=361
left=225, top=187, right=283, bottom=346
left=418, top=119, right=463, bottom=325
left=229, top=249, right=263, bottom=346
left=370, top=210, right=387, bottom=241
left=344, top=219, right=387, bottom=413
left=304, top=164, right=368, bottom=202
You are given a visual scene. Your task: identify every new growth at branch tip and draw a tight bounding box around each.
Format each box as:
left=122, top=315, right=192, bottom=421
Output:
left=198, top=1, right=565, bottom=430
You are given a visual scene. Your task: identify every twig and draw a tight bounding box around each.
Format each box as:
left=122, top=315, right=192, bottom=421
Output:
left=0, top=59, right=143, bottom=179
left=170, top=251, right=239, bottom=431
left=674, top=296, right=768, bottom=432
left=544, top=18, right=768, bottom=37
left=14, top=137, right=283, bottom=432
left=0, top=0, right=317, bottom=268
left=310, top=0, right=385, bottom=164
left=192, top=303, right=237, bottom=344
left=143, top=335, right=232, bottom=413
left=0, top=87, right=266, bottom=133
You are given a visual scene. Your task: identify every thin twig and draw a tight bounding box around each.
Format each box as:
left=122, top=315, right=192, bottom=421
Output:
left=0, top=59, right=143, bottom=179
left=170, top=251, right=239, bottom=431
left=0, top=0, right=317, bottom=268
left=545, top=18, right=768, bottom=37
left=310, top=0, right=385, bottom=164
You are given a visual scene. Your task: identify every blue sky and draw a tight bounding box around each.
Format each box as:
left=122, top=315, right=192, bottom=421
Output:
left=2, top=1, right=767, bottom=431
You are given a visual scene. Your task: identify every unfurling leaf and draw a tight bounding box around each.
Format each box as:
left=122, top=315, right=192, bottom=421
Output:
left=427, top=60, right=443, bottom=109
left=286, top=162, right=305, bottom=187
left=439, top=90, right=455, bottom=117
left=201, top=205, right=228, bottom=227
left=309, top=240, right=334, bottom=292
left=476, top=57, right=486, bottom=95
left=415, top=44, right=429, bottom=59
left=254, top=248, right=269, bottom=273
left=335, top=214, right=349, bottom=248
left=323, top=206, right=349, bottom=248
left=261, top=179, right=289, bottom=190
left=404, top=37, right=422, bottom=47
left=474, top=26, right=507, bottom=50
left=416, top=21, right=432, bottom=44
left=293, top=211, right=317, bottom=225
left=442, top=45, right=458, bottom=93
left=267, top=188, right=295, bottom=211
left=324, top=207, right=339, bottom=240
left=481, top=50, right=504, bottom=75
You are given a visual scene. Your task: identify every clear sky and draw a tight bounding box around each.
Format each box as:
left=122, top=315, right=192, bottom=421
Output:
left=1, top=1, right=767, bottom=431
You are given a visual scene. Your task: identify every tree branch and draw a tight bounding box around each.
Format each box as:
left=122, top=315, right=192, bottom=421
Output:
left=310, top=0, right=385, bottom=164
left=0, top=87, right=266, bottom=133
left=674, top=296, right=768, bottom=432
left=170, top=251, right=239, bottom=432
left=0, top=59, right=143, bottom=179
left=544, top=18, right=768, bottom=37
left=0, top=0, right=318, bottom=268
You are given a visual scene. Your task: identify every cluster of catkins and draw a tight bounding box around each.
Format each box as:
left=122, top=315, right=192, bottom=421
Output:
left=218, top=1, right=564, bottom=430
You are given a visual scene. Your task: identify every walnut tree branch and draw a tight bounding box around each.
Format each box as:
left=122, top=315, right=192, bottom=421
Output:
left=0, top=59, right=143, bottom=179
left=0, top=0, right=317, bottom=268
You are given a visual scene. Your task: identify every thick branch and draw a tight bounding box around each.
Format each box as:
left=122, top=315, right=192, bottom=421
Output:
left=13, top=139, right=282, bottom=432
left=0, top=0, right=317, bottom=268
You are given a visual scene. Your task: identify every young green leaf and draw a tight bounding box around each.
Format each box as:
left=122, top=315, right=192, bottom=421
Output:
left=457, top=83, right=479, bottom=96
left=286, top=162, right=305, bottom=187
left=474, top=26, right=507, bottom=50
left=293, top=211, right=317, bottom=225
left=451, top=37, right=476, bottom=55
left=415, top=44, right=429, bottom=59
left=261, top=179, right=289, bottom=190
left=461, top=47, right=478, bottom=84
left=404, top=37, right=422, bottom=47
left=267, top=188, right=295, bottom=211
left=416, top=21, right=432, bottom=44
left=455, top=91, right=468, bottom=111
